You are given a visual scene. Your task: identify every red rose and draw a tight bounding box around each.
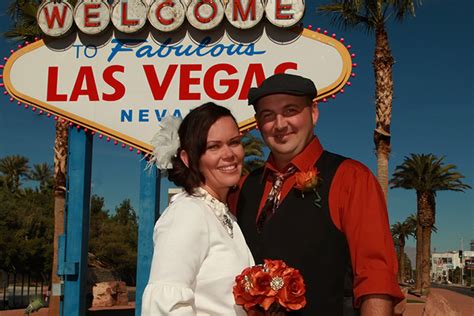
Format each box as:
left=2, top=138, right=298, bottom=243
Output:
left=233, top=267, right=262, bottom=310
left=264, top=259, right=287, bottom=276
left=259, top=296, right=277, bottom=311
left=277, top=268, right=307, bottom=310
left=234, top=260, right=307, bottom=312
left=248, top=268, right=272, bottom=297
left=233, top=266, right=274, bottom=310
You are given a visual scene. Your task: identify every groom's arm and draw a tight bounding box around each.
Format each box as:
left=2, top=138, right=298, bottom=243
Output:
left=360, top=295, right=393, bottom=316
left=329, top=160, right=404, bottom=308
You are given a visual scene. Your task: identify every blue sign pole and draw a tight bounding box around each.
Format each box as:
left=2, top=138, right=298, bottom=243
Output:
left=135, top=160, right=160, bottom=316
left=159, top=175, right=174, bottom=215
left=61, top=128, right=93, bottom=316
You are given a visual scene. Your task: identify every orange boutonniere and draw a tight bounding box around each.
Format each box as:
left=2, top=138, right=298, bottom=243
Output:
left=294, top=167, right=322, bottom=208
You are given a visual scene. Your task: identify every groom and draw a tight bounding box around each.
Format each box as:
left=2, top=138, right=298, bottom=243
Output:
left=234, top=73, right=403, bottom=315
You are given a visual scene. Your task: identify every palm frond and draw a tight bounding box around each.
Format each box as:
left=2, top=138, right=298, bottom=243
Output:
left=241, top=133, right=266, bottom=175
left=390, top=153, right=471, bottom=193
left=19, top=1, right=39, bottom=19
left=0, top=155, right=30, bottom=192
left=243, top=159, right=265, bottom=176
left=390, top=0, right=420, bottom=20
left=242, top=133, right=266, bottom=158
left=4, top=0, right=43, bottom=40
left=318, top=1, right=374, bottom=32
left=317, top=0, right=420, bottom=32
left=4, top=24, right=41, bottom=38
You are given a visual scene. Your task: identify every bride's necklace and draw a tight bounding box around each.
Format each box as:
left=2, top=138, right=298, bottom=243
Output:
left=196, top=187, right=234, bottom=238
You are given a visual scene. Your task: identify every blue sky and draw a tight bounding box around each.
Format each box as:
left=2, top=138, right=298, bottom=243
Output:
left=0, top=0, right=472, bottom=252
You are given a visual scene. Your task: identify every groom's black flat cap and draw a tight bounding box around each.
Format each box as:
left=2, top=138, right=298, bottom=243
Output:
left=247, top=73, right=317, bottom=105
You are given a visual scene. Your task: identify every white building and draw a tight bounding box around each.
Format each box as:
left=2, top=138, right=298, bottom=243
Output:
left=431, top=251, right=474, bottom=282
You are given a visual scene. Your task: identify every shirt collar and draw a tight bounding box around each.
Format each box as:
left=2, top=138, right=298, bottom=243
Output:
left=263, top=137, right=324, bottom=177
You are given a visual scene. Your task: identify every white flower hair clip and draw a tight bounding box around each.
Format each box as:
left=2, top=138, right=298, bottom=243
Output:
left=146, top=116, right=182, bottom=170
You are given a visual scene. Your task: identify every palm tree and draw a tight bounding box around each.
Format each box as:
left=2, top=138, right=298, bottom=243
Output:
left=241, top=133, right=266, bottom=175
left=0, top=155, right=30, bottom=192
left=4, top=0, right=42, bottom=39
left=28, top=163, right=54, bottom=192
left=404, top=213, right=422, bottom=289
left=391, top=218, right=414, bottom=283
left=405, top=213, right=438, bottom=290
left=318, top=0, right=421, bottom=199
left=47, top=122, right=69, bottom=316
left=5, top=0, right=78, bottom=39
left=4, top=2, right=74, bottom=314
left=390, top=154, right=471, bottom=292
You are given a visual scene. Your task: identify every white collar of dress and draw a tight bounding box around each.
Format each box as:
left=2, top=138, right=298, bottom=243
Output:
left=195, top=187, right=234, bottom=238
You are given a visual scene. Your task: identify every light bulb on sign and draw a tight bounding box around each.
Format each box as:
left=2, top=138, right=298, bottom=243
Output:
left=37, top=0, right=75, bottom=37
left=111, top=0, right=149, bottom=33
left=74, top=0, right=111, bottom=35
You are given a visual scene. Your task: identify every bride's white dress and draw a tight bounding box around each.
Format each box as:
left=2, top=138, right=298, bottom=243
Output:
left=142, top=189, right=255, bottom=315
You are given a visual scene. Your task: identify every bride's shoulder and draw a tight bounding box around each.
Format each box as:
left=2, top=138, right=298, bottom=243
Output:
left=171, top=191, right=206, bottom=207
left=161, top=192, right=208, bottom=218
left=152, top=192, right=211, bottom=243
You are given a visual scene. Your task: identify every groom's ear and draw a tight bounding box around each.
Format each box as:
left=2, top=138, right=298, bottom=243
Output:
left=180, top=150, right=190, bottom=168
left=311, top=99, right=319, bottom=126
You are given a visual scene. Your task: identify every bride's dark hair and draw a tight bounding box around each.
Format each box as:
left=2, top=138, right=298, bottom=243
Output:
left=168, top=102, right=237, bottom=194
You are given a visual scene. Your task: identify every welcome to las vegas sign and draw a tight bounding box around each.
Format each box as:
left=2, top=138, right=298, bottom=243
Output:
left=3, top=0, right=353, bottom=153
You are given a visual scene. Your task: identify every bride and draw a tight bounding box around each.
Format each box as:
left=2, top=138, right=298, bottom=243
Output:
left=142, top=102, right=254, bottom=315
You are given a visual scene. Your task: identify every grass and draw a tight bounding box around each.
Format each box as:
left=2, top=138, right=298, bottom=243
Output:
left=407, top=299, right=425, bottom=304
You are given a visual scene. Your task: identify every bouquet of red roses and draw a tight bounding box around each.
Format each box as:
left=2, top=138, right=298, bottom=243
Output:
left=233, top=259, right=306, bottom=314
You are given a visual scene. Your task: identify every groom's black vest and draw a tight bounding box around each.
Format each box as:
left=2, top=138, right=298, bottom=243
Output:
left=237, top=151, right=353, bottom=316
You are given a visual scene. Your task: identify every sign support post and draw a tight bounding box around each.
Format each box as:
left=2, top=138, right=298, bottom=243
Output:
left=136, top=161, right=160, bottom=316
left=62, top=128, right=93, bottom=316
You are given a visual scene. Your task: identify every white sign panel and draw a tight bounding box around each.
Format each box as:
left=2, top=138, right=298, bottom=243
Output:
left=4, top=24, right=352, bottom=153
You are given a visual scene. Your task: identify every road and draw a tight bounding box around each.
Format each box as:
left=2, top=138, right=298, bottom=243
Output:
left=431, top=283, right=474, bottom=298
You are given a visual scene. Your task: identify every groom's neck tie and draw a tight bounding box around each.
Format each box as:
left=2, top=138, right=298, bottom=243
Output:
left=257, top=166, right=296, bottom=233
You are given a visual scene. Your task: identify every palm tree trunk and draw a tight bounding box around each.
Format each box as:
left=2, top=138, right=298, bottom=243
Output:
left=415, top=221, right=423, bottom=291
left=49, top=122, right=68, bottom=316
left=399, top=244, right=405, bottom=283
left=375, top=140, right=390, bottom=198
left=421, top=226, right=432, bottom=292
left=373, top=25, right=394, bottom=200
left=417, top=191, right=436, bottom=294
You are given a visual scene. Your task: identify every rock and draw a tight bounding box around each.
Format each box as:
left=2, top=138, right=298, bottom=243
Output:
left=422, top=292, right=460, bottom=316
left=92, top=282, right=114, bottom=307
left=92, top=281, right=129, bottom=307
left=88, top=253, right=120, bottom=284
left=115, top=281, right=129, bottom=306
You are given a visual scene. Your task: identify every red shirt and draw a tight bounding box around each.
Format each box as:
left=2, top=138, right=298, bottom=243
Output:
left=230, top=137, right=404, bottom=307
